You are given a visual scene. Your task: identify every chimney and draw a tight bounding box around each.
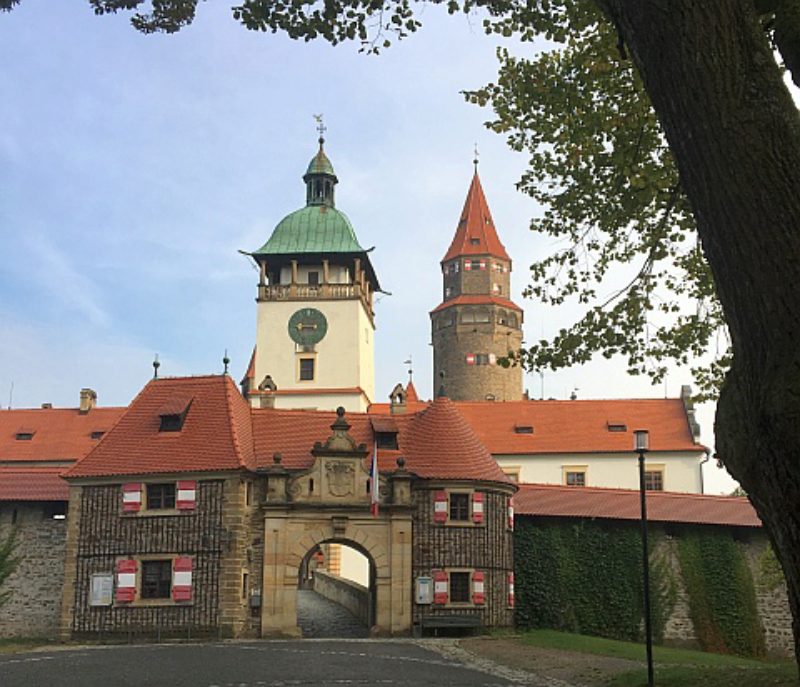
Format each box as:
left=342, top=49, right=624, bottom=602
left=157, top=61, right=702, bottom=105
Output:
left=79, top=388, right=97, bottom=414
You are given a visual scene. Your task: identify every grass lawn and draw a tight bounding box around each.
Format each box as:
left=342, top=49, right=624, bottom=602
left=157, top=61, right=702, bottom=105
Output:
left=0, top=637, right=54, bottom=654
left=517, top=630, right=798, bottom=686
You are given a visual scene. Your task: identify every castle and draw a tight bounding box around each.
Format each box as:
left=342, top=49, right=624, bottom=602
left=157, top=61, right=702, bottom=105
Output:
left=1, top=138, right=784, bottom=649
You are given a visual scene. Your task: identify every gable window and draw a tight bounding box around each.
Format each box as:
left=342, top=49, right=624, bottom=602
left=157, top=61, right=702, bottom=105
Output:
left=299, top=358, right=315, bottom=381
left=449, top=493, right=470, bottom=521
left=449, top=571, right=470, bottom=603
left=147, top=483, right=176, bottom=510
left=141, top=560, right=172, bottom=599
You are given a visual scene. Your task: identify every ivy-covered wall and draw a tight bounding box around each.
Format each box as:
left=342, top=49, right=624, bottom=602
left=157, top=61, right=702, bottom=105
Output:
left=514, top=517, right=791, bottom=657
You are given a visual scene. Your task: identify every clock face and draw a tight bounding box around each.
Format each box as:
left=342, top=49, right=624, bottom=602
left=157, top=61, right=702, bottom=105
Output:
left=288, top=308, right=328, bottom=345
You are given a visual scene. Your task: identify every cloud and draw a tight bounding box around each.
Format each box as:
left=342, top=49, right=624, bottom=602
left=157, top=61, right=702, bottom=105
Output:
left=22, top=232, right=110, bottom=328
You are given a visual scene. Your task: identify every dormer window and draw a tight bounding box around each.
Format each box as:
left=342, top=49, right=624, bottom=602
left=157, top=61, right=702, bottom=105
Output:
left=90, top=431, right=105, bottom=440
left=607, top=422, right=627, bottom=432
left=158, top=396, right=193, bottom=432
left=15, top=430, right=35, bottom=441
left=514, top=425, right=534, bottom=434
left=469, top=237, right=480, bottom=245
left=376, top=432, right=398, bottom=450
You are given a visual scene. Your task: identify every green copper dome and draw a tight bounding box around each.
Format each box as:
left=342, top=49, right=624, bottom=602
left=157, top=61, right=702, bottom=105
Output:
left=254, top=205, right=365, bottom=255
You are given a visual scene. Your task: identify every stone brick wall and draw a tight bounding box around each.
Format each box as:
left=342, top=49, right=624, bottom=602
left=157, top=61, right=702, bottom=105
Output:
left=0, top=503, right=67, bottom=638
left=655, top=529, right=793, bottom=657
left=68, top=480, right=227, bottom=638
left=432, top=317, right=523, bottom=401
left=412, top=483, right=515, bottom=628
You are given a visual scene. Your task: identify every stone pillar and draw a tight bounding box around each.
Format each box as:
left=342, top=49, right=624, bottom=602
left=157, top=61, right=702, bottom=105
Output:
left=59, top=485, right=83, bottom=641
left=322, top=259, right=330, bottom=285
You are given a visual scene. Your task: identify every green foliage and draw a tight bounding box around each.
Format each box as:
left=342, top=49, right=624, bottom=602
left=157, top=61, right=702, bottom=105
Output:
left=757, top=543, right=786, bottom=593
left=514, top=519, right=673, bottom=643
left=676, top=531, right=765, bottom=657
left=0, top=527, right=20, bottom=607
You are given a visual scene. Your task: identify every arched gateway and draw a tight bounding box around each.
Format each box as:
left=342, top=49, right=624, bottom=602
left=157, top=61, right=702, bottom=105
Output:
left=258, top=408, right=412, bottom=635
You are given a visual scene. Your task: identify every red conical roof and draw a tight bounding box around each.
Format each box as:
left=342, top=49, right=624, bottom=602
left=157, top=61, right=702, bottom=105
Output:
left=401, top=396, right=512, bottom=483
left=406, top=380, right=419, bottom=403
left=442, top=171, right=510, bottom=263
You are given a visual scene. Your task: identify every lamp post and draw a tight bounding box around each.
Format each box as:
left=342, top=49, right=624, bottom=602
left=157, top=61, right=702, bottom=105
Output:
left=634, top=429, right=655, bottom=687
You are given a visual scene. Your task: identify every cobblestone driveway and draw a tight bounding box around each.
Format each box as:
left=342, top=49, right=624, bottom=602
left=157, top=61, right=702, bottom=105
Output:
left=297, top=589, right=370, bottom=639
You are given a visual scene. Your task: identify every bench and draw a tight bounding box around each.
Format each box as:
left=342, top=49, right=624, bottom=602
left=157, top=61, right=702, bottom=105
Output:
left=414, top=613, right=482, bottom=637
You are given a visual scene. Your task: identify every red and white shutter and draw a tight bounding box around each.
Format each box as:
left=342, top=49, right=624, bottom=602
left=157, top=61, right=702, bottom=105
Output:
left=492, top=283, right=501, bottom=294
left=479, top=260, right=487, bottom=270
left=464, top=260, right=472, bottom=271
left=172, top=556, right=193, bottom=601
left=471, top=492, right=484, bottom=524
left=472, top=571, right=485, bottom=605
left=433, top=570, right=449, bottom=605
left=433, top=491, right=448, bottom=523
left=489, top=353, right=497, bottom=366
left=508, top=572, right=515, bottom=608
left=465, top=354, right=476, bottom=365
left=122, top=483, right=142, bottom=513
left=503, top=265, right=509, bottom=273
left=116, top=559, right=137, bottom=602
left=508, top=499, right=515, bottom=531
left=176, top=480, right=197, bottom=510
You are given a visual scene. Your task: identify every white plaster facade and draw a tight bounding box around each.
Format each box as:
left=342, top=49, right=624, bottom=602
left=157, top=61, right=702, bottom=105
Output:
left=254, top=297, right=375, bottom=412
left=495, top=450, right=706, bottom=493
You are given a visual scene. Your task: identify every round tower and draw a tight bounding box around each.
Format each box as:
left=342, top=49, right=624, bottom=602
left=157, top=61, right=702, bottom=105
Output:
left=430, top=168, right=523, bottom=401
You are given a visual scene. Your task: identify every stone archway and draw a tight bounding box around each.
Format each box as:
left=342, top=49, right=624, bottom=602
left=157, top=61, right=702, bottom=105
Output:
left=260, top=513, right=411, bottom=637
left=258, top=408, right=414, bottom=637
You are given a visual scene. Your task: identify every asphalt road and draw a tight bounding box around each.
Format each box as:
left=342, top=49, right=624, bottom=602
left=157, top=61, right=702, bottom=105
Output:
left=0, top=640, right=519, bottom=687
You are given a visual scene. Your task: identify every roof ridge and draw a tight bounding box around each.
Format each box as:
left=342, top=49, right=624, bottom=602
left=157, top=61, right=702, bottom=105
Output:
left=223, top=375, right=249, bottom=470
left=65, top=380, right=155, bottom=477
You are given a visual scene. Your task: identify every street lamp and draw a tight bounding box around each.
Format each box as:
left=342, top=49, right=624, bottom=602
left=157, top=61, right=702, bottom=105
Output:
left=634, top=429, right=654, bottom=687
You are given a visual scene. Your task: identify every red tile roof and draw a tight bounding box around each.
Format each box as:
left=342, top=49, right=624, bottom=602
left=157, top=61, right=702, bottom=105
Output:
left=514, top=483, right=761, bottom=528
left=455, top=399, right=703, bottom=455
left=67, top=375, right=255, bottom=478
left=0, top=467, right=69, bottom=501
left=399, top=396, right=513, bottom=484
left=430, top=295, right=522, bottom=314
left=442, top=172, right=510, bottom=262
left=0, top=406, right=125, bottom=462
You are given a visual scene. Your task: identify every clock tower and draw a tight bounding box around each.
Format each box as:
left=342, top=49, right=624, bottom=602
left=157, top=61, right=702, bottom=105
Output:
left=245, top=135, right=380, bottom=411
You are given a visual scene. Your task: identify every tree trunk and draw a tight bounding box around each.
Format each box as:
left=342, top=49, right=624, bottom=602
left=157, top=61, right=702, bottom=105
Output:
left=599, top=0, right=800, bottom=664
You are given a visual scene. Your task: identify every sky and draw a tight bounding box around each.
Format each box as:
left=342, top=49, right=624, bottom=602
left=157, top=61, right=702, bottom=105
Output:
left=4, top=1, right=786, bottom=494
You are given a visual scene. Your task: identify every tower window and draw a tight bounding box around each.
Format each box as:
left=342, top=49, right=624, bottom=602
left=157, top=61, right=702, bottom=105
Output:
left=492, top=283, right=502, bottom=295
left=299, top=358, right=315, bottom=381
left=308, top=271, right=319, bottom=286
left=469, top=237, right=480, bottom=246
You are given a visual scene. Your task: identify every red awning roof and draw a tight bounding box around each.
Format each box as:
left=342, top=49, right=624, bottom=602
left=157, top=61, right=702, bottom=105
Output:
left=514, top=483, right=761, bottom=528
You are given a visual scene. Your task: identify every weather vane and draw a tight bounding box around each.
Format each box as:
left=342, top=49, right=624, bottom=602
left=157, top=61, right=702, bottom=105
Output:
left=313, top=113, right=326, bottom=143
left=473, top=142, right=479, bottom=171
left=404, top=355, right=413, bottom=382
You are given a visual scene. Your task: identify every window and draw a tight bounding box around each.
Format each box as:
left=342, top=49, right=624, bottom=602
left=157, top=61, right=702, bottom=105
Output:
left=492, top=283, right=502, bottom=294
left=563, top=467, right=587, bottom=487
left=444, top=286, right=453, bottom=298
left=376, top=432, right=398, bottom=449
left=449, top=572, right=470, bottom=603
left=15, top=432, right=34, bottom=440
left=147, top=483, right=176, bottom=510
left=607, top=422, right=627, bottom=432
left=141, top=560, right=172, bottom=599
left=644, top=470, right=664, bottom=491
left=242, top=572, right=249, bottom=599
left=475, top=353, right=490, bottom=365
left=90, top=430, right=105, bottom=440
left=469, top=237, right=480, bottom=246
left=299, top=358, right=315, bottom=381
left=514, top=425, right=534, bottom=434
left=475, top=310, right=490, bottom=323
left=307, top=271, right=319, bottom=286
left=245, top=481, right=253, bottom=506
left=502, top=467, right=521, bottom=482
left=449, top=493, right=470, bottom=521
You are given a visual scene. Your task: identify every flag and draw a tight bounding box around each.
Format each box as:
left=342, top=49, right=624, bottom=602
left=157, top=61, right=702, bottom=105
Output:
left=370, top=440, right=380, bottom=517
